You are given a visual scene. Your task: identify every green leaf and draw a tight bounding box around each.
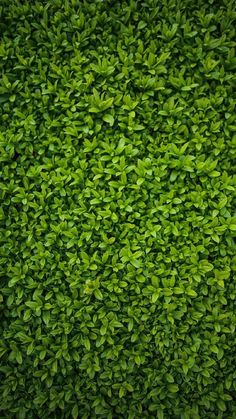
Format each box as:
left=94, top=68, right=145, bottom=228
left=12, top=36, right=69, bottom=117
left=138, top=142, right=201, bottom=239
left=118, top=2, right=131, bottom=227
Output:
left=216, top=400, right=226, bottom=412
left=157, top=410, right=164, bottom=419
left=72, top=404, right=79, bottom=419
left=151, top=291, right=160, bottom=303
left=103, top=114, right=114, bottom=126
left=25, top=301, right=39, bottom=310
left=52, top=360, right=58, bottom=374
left=83, top=338, right=90, bottom=351
left=183, top=364, right=189, bottom=375
left=119, top=387, right=125, bottom=398
left=209, top=171, right=221, bottom=177
left=15, top=332, right=32, bottom=343
left=186, top=289, right=198, bottom=298
left=94, top=289, right=103, bottom=300
left=100, top=325, right=107, bottom=336
left=42, top=311, right=50, bottom=325
left=16, top=351, right=23, bottom=365
left=168, top=384, right=179, bottom=393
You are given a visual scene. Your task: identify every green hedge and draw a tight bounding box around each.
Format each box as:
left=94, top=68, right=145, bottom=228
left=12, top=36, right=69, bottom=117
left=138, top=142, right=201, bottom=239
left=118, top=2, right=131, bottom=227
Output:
left=0, top=0, right=236, bottom=418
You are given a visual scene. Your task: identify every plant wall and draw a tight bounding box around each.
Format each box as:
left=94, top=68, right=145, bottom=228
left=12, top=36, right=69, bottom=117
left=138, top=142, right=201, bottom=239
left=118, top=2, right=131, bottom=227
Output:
left=0, top=0, right=236, bottom=418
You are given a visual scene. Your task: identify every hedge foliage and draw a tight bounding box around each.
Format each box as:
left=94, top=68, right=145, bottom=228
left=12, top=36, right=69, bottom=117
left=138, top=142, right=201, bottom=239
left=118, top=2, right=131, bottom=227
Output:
left=0, top=0, right=236, bottom=418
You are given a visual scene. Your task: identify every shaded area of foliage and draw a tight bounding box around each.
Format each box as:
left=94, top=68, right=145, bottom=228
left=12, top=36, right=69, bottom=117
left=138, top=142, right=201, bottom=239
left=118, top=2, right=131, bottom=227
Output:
left=0, top=0, right=236, bottom=418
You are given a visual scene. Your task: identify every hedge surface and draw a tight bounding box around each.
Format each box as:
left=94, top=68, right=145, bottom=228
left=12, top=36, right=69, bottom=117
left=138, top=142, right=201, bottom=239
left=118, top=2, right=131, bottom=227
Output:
left=0, top=0, right=236, bottom=418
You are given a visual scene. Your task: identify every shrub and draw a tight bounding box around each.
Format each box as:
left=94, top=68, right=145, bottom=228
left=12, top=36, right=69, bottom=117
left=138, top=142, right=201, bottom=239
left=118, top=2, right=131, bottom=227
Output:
left=0, top=0, right=236, bottom=418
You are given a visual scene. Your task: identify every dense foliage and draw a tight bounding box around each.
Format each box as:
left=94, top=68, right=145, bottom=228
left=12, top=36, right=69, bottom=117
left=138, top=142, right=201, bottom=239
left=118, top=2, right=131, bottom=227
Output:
left=0, top=0, right=236, bottom=418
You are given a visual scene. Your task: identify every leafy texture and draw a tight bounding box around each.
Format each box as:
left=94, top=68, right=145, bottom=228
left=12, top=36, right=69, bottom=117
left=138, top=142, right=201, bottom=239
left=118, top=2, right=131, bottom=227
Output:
left=0, top=0, right=236, bottom=418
